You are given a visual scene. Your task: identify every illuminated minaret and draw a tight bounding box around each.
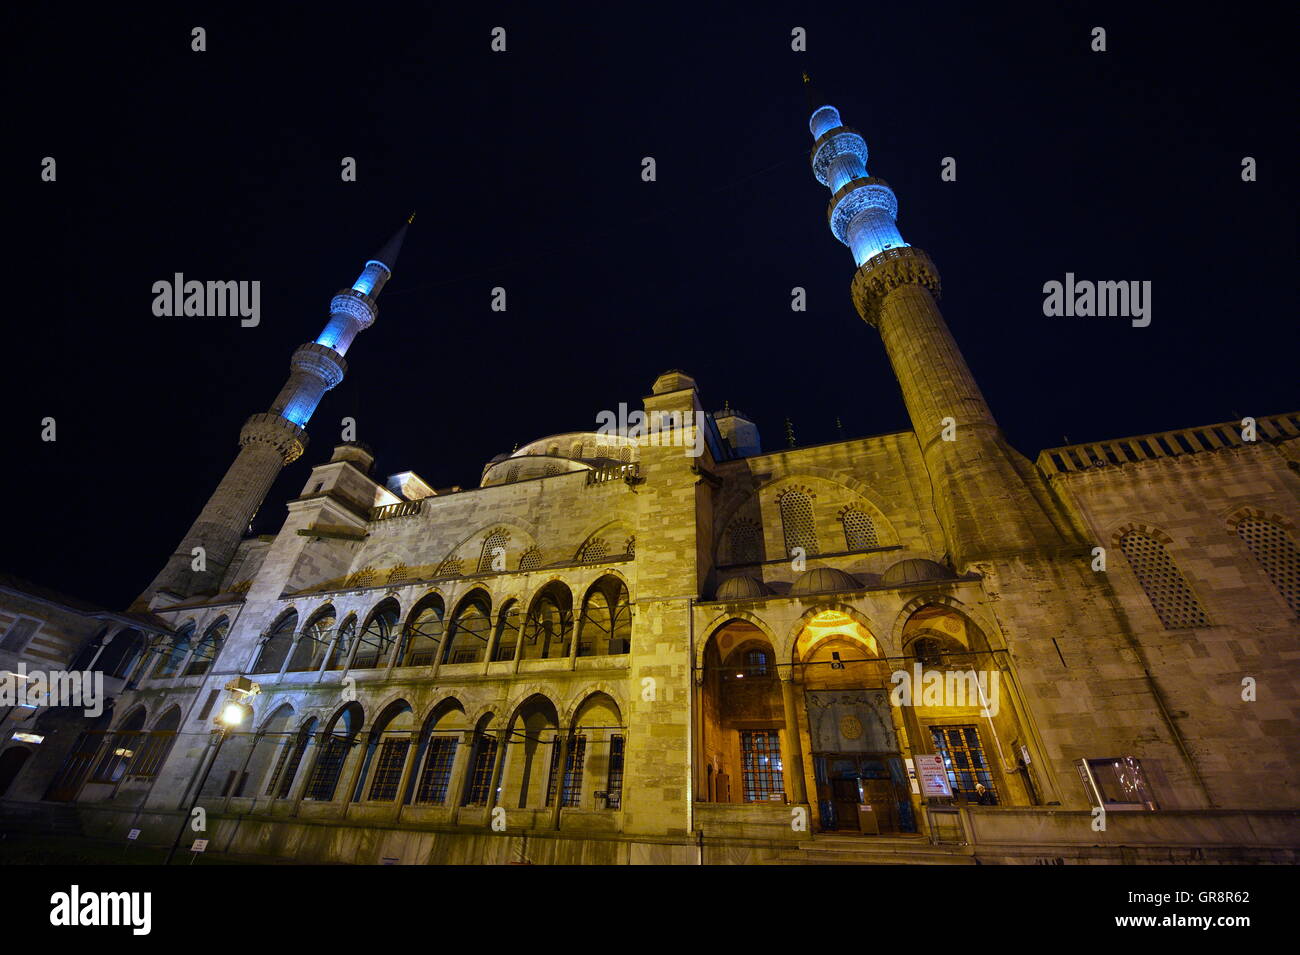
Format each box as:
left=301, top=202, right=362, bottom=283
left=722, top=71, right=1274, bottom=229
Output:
left=805, top=77, right=1068, bottom=566
left=133, top=217, right=413, bottom=610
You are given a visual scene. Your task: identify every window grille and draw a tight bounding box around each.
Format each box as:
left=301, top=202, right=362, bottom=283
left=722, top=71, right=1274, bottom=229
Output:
left=779, top=490, right=819, bottom=557
left=305, top=736, right=350, bottom=801
left=580, top=538, right=609, bottom=563
left=463, top=735, right=498, bottom=806
left=348, top=567, right=376, bottom=588
left=478, top=531, right=509, bottom=573
left=274, top=728, right=314, bottom=798
left=387, top=564, right=410, bottom=585
left=740, top=730, right=784, bottom=802
left=728, top=519, right=763, bottom=563
left=415, top=737, right=458, bottom=804
left=1236, top=519, right=1300, bottom=614
left=547, top=735, right=587, bottom=807
left=930, top=724, right=998, bottom=803
left=606, top=735, right=625, bottom=809
left=367, top=738, right=411, bottom=801
left=743, top=649, right=769, bottom=676
left=1118, top=532, right=1209, bottom=628
left=841, top=508, right=879, bottom=550
left=518, top=548, right=544, bottom=571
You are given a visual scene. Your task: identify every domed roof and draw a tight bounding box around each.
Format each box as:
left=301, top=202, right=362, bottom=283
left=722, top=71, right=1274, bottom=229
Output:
left=790, top=567, right=861, bottom=596
left=881, top=558, right=955, bottom=587
left=715, top=575, right=773, bottom=601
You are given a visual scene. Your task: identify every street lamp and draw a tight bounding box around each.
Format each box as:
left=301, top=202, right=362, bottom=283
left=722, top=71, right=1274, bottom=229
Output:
left=164, top=677, right=259, bottom=864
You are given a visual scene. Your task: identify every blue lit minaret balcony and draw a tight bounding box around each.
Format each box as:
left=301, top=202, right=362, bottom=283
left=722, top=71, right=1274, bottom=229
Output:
left=807, top=87, right=909, bottom=266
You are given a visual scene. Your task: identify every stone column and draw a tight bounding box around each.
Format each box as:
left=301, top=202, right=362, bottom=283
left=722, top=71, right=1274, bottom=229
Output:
left=779, top=674, right=808, bottom=805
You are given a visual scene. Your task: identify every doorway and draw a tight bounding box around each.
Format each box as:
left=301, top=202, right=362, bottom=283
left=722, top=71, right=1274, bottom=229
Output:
left=0, top=747, right=32, bottom=798
left=813, top=753, right=915, bottom=833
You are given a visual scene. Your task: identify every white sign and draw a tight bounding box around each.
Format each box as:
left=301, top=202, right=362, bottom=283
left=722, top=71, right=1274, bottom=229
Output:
left=126, top=829, right=141, bottom=841
left=191, top=839, right=209, bottom=853
left=915, top=754, right=952, bottom=797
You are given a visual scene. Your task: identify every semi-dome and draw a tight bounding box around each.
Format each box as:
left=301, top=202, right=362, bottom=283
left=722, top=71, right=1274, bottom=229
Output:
left=881, top=558, right=955, bottom=587
left=715, top=575, right=773, bottom=601
left=790, top=567, right=861, bottom=596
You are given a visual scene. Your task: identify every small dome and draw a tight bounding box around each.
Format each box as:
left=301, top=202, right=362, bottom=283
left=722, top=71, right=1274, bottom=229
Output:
left=790, top=567, right=861, bottom=596
left=715, top=575, right=773, bottom=601
left=881, top=558, right=955, bottom=587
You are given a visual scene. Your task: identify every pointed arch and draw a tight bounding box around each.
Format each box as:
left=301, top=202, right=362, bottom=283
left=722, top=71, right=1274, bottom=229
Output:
left=577, top=575, right=632, bottom=656
left=399, top=591, right=446, bottom=667
left=352, top=597, right=401, bottom=669
left=252, top=609, right=299, bottom=674
left=184, top=616, right=229, bottom=676
left=1114, top=525, right=1209, bottom=629
left=522, top=580, right=574, bottom=660
left=442, top=589, right=492, bottom=665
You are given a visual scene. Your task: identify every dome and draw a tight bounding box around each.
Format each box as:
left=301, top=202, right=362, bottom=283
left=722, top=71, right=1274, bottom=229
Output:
left=881, top=558, right=955, bottom=587
left=790, top=567, right=861, bottom=596
left=715, top=575, right=773, bottom=601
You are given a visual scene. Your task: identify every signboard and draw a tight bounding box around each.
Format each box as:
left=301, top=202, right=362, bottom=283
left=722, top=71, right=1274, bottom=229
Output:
left=126, top=829, right=141, bottom=841
left=190, top=839, right=209, bottom=853
left=914, top=754, right=952, bottom=797
left=904, top=758, right=920, bottom=795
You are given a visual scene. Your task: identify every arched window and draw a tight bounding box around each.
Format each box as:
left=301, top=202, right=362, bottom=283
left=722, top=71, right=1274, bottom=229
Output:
left=151, top=623, right=195, bottom=679
left=325, top=616, right=356, bottom=671
left=304, top=705, right=362, bottom=801
left=359, top=702, right=415, bottom=803
left=743, top=648, right=770, bottom=676
left=184, top=617, right=229, bottom=676
left=779, top=489, right=819, bottom=557
left=91, top=708, right=146, bottom=783
left=478, top=530, right=510, bottom=573
left=461, top=716, right=498, bottom=806
left=619, top=447, right=632, bottom=463
left=841, top=507, right=879, bottom=551
left=1119, top=532, right=1209, bottom=629
left=728, top=519, right=763, bottom=564
left=131, top=707, right=182, bottom=778
left=492, top=600, right=522, bottom=661
left=436, top=556, right=464, bottom=578
left=443, top=592, right=491, bottom=665
left=414, top=701, right=465, bottom=805
left=288, top=606, right=335, bottom=672
left=579, top=538, right=610, bottom=563
left=518, top=547, right=544, bottom=571
left=577, top=577, right=632, bottom=656
left=505, top=464, right=520, bottom=484
left=1236, top=518, right=1300, bottom=614
left=97, top=629, right=146, bottom=680
left=267, top=718, right=316, bottom=798
left=70, top=627, right=110, bottom=671
left=523, top=583, right=573, bottom=659
left=252, top=611, right=298, bottom=674
left=400, top=595, right=445, bottom=667
left=543, top=464, right=561, bottom=477
left=352, top=599, right=400, bottom=669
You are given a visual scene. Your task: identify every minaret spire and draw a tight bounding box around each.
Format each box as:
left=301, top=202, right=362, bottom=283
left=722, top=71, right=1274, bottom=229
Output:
left=806, top=89, right=1071, bottom=566
left=132, top=218, right=412, bottom=610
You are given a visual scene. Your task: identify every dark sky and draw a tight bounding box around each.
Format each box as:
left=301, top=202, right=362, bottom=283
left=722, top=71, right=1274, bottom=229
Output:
left=7, top=2, right=1294, bottom=609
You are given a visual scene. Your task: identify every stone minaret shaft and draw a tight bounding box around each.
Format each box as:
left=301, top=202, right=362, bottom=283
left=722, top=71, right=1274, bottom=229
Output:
left=133, top=218, right=411, bottom=610
left=806, top=82, right=1067, bottom=566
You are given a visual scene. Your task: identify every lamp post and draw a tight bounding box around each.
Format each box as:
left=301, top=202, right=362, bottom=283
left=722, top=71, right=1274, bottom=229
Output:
left=164, top=676, right=259, bottom=864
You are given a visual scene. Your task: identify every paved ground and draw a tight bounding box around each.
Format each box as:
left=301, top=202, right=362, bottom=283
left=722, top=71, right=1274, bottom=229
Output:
left=0, top=833, right=313, bottom=865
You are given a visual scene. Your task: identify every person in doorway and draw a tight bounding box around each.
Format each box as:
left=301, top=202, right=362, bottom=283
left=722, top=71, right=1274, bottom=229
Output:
left=974, top=783, right=995, bottom=806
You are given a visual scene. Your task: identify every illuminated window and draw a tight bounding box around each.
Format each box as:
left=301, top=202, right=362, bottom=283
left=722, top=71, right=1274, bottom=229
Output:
left=779, top=489, right=819, bottom=557
left=415, top=737, right=458, bottom=804
left=740, top=730, right=784, bottom=802
left=728, top=519, right=763, bottom=564
left=1076, top=755, right=1156, bottom=810
left=743, top=649, right=770, bottom=677
left=91, top=709, right=146, bottom=783
left=1236, top=519, right=1300, bottom=614
left=841, top=507, right=879, bottom=550
left=930, top=725, right=997, bottom=803
left=1118, top=532, right=1209, bottom=629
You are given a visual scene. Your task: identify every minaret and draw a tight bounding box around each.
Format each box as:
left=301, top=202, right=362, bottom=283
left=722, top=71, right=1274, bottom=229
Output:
left=132, top=216, right=413, bottom=610
left=804, top=77, right=1067, bottom=566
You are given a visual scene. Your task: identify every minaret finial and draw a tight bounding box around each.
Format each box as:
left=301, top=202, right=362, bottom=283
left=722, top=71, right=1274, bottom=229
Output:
left=785, top=416, right=796, bottom=449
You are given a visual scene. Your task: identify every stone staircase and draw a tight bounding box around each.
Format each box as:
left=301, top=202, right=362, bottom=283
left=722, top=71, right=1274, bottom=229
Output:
left=762, top=833, right=977, bottom=865
left=0, top=799, right=86, bottom=839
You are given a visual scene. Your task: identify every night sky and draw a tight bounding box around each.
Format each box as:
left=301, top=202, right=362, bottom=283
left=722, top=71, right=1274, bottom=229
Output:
left=7, top=3, right=1294, bottom=609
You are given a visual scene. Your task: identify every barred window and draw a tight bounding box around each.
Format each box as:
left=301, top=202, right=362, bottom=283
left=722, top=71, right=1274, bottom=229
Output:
left=463, top=735, right=498, bottom=806
left=387, top=564, right=410, bottom=586
left=436, top=557, right=463, bottom=578
left=518, top=547, right=544, bottom=571
left=129, top=709, right=181, bottom=778
left=1236, top=519, right=1300, bottom=615
left=415, top=737, right=458, bottom=804
left=779, top=490, right=819, bottom=557
left=743, top=649, right=769, bottom=677
left=305, top=736, right=350, bottom=801
left=544, top=464, right=561, bottom=477
left=931, top=725, right=998, bottom=803
left=367, top=738, right=411, bottom=801
left=271, top=722, right=315, bottom=798
left=547, top=735, right=587, bottom=807
left=579, top=538, right=610, bottom=563
left=478, top=530, right=509, bottom=573
left=348, top=567, right=376, bottom=589
left=728, top=519, right=763, bottom=564
left=1119, top=532, right=1209, bottom=629
left=740, top=730, right=784, bottom=802
left=505, top=464, right=520, bottom=484
left=619, top=447, right=632, bottom=463
left=606, top=735, right=625, bottom=809
left=841, top=507, right=879, bottom=550
left=911, top=637, right=944, bottom=667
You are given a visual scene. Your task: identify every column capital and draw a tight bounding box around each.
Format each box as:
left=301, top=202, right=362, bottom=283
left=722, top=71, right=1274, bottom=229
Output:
left=850, top=246, right=942, bottom=327
left=240, top=412, right=308, bottom=464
